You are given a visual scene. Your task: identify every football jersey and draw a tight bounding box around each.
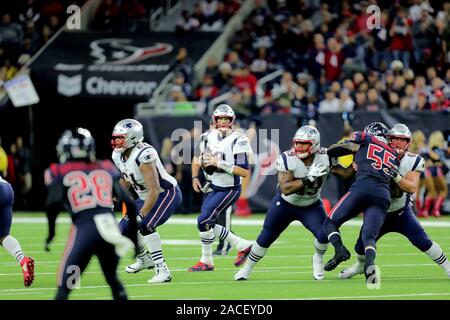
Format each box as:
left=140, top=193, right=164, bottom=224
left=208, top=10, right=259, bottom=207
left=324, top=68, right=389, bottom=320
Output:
left=388, top=151, right=425, bottom=213
left=44, top=160, right=120, bottom=221
left=276, top=147, right=331, bottom=207
left=348, top=131, right=400, bottom=185
left=202, top=130, right=252, bottom=189
left=112, top=142, right=177, bottom=200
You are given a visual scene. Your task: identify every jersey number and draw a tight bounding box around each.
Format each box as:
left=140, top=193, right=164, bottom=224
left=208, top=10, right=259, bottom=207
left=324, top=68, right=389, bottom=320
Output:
left=366, top=144, right=396, bottom=170
left=297, top=177, right=324, bottom=196
left=122, top=172, right=146, bottom=192
left=63, top=170, right=113, bottom=213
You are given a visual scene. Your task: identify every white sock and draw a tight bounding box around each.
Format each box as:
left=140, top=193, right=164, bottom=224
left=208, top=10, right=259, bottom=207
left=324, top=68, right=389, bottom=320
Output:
left=1, top=236, right=25, bottom=264
left=136, top=233, right=150, bottom=259
left=142, top=232, right=164, bottom=266
left=200, top=230, right=215, bottom=265
left=244, top=242, right=267, bottom=270
left=425, top=242, right=450, bottom=274
left=356, top=253, right=366, bottom=268
left=213, top=224, right=251, bottom=251
left=314, top=239, right=329, bottom=259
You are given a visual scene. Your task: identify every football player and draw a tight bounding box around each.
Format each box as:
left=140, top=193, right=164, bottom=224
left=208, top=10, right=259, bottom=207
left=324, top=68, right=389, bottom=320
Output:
left=46, top=128, right=136, bottom=300
left=339, top=124, right=450, bottom=279
left=0, top=176, right=34, bottom=287
left=192, top=120, right=233, bottom=256
left=188, top=104, right=253, bottom=271
left=111, top=119, right=182, bottom=283
left=323, top=122, right=400, bottom=288
left=234, top=125, right=353, bottom=281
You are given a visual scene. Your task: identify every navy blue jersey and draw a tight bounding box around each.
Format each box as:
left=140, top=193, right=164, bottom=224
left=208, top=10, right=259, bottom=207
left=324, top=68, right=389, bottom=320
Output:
left=348, top=131, right=400, bottom=185
left=44, top=160, right=121, bottom=222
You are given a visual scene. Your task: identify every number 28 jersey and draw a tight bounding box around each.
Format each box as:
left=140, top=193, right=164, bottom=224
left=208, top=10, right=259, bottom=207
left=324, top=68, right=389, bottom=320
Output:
left=44, top=160, right=120, bottom=221
left=276, top=147, right=331, bottom=207
left=112, top=142, right=177, bottom=200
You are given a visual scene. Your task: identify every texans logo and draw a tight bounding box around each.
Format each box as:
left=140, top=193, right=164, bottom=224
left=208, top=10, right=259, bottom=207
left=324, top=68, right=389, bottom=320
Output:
left=90, top=39, right=173, bottom=65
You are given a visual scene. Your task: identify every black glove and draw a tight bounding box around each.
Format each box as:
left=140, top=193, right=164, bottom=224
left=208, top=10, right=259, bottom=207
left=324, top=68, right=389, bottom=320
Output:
left=385, top=165, right=402, bottom=183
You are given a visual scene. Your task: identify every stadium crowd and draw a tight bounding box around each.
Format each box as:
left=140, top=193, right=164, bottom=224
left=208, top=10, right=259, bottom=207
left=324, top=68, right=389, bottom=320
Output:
left=166, top=0, right=450, bottom=125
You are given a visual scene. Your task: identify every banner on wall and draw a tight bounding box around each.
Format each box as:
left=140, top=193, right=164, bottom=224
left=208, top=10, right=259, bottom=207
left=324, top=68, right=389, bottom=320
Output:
left=29, top=31, right=219, bottom=99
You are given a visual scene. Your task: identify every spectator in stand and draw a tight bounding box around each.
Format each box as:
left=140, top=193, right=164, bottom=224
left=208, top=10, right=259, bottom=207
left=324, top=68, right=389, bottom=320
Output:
left=365, top=88, right=387, bottom=112
left=389, top=7, right=413, bottom=69
left=172, top=72, right=193, bottom=100
left=214, top=62, right=234, bottom=94
left=324, top=37, right=344, bottom=83
left=431, top=90, right=450, bottom=111
left=234, top=64, right=257, bottom=96
left=318, top=88, right=340, bottom=113
left=200, top=0, right=222, bottom=31
left=226, top=86, right=254, bottom=120
left=354, top=89, right=367, bottom=110
left=195, top=73, right=219, bottom=105
left=250, top=47, right=271, bottom=79
left=0, top=14, right=23, bottom=49
left=417, top=92, right=430, bottom=110
left=91, top=0, right=120, bottom=32
left=176, top=10, right=200, bottom=34
left=40, top=0, right=63, bottom=20
left=370, top=10, right=391, bottom=71
left=119, top=0, right=146, bottom=32
left=296, top=72, right=317, bottom=100
left=339, top=88, right=355, bottom=113
left=170, top=47, right=195, bottom=84
left=412, top=9, right=437, bottom=66
left=204, top=56, right=219, bottom=78
left=386, top=91, right=400, bottom=109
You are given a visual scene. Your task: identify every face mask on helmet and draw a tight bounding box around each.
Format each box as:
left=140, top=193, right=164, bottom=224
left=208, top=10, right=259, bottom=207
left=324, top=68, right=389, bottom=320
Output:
left=212, top=104, right=235, bottom=131
left=57, top=128, right=96, bottom=163
left=111, top=119, right=144, bottom=153
left=292, top=126, right=320, bottom=159
left=388, top=124, right=411, bottom=155
left=364, top=122, right=389, bottom=143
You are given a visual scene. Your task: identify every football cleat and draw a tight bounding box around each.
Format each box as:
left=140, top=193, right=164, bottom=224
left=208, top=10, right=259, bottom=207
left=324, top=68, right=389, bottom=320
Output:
left=234, top=267, right=251, bottom=281
left=365, top=264, right=381, bottom=289
left=125, top=253, right=155, bottom=273
left=312, top=254, right=325, bottom=281
left=338, top=261, right=364, bottom=279
left=20, top=257, right=35, bottom=287
left=188, top=261, right=214, bottom=272
left=148, top=264, right=171, bottom=284
left=324, top=245, right=351, bottom=271
left=235, top=245, right=252, bottom=267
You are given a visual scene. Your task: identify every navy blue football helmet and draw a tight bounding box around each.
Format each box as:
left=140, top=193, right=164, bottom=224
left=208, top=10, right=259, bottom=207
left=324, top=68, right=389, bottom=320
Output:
left=364, top=122, right=389, bottom=141
left=57, top=128, right=96, bottom=163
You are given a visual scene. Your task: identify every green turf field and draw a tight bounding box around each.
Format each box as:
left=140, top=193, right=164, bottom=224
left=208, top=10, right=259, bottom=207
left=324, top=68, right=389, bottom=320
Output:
left=1, top=212, right=449, bottom=300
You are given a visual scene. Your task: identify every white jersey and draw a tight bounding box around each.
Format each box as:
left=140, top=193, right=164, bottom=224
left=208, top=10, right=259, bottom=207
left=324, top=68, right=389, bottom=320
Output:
left=388, top=151, right=425, bottom=213
left=202, top=129, right=252, bottom=189
left=112, top=142, right=177, bottom=200
left=276, top=147, right=330, bottom=207
left=0, top=176, right=8, bottom=184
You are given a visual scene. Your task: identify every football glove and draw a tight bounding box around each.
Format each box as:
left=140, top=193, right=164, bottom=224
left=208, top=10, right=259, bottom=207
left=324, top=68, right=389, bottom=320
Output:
left=385, top=165, right=403, bottom=183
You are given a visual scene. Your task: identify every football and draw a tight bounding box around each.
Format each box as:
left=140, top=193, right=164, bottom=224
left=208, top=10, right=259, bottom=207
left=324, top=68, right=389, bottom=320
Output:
left=201, top=151, right=217, bottom=175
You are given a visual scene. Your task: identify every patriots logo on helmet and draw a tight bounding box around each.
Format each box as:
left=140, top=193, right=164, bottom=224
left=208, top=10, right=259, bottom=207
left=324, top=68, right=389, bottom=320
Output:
left=123, top=123, right=134, bottom=129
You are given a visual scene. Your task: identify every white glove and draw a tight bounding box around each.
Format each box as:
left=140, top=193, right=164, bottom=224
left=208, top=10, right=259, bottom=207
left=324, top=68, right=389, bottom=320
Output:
left=306, top=163, right=328, bottom=182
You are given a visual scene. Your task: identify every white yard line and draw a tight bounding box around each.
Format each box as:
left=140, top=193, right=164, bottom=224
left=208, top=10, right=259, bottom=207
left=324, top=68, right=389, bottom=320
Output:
left=293, top=293, right=450, bottom=300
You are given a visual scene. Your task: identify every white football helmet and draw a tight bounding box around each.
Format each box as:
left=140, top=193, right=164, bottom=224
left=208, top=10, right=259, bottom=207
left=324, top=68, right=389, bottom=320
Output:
left=292, top=125, right=320, bottom=159
left=388, top=123, right=412, bottom=154
left=212, top=104, right=235, bottom=130
left=111, top=119, right=144, bottom=153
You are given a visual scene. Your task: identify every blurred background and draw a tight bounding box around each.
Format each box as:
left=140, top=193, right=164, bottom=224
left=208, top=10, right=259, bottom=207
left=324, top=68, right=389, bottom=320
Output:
left=0, top=0, right=449, bottom=215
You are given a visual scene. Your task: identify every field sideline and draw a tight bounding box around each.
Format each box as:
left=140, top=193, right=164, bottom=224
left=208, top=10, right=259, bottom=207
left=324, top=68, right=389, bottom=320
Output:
left=1, top=212, right=449, bottom=300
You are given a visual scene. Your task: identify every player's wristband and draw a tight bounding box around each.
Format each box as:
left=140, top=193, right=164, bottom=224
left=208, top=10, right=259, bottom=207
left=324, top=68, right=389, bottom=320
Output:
left=217, top=160, right=235, bottom=175
left=393, top=174, right=403, bottom=183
